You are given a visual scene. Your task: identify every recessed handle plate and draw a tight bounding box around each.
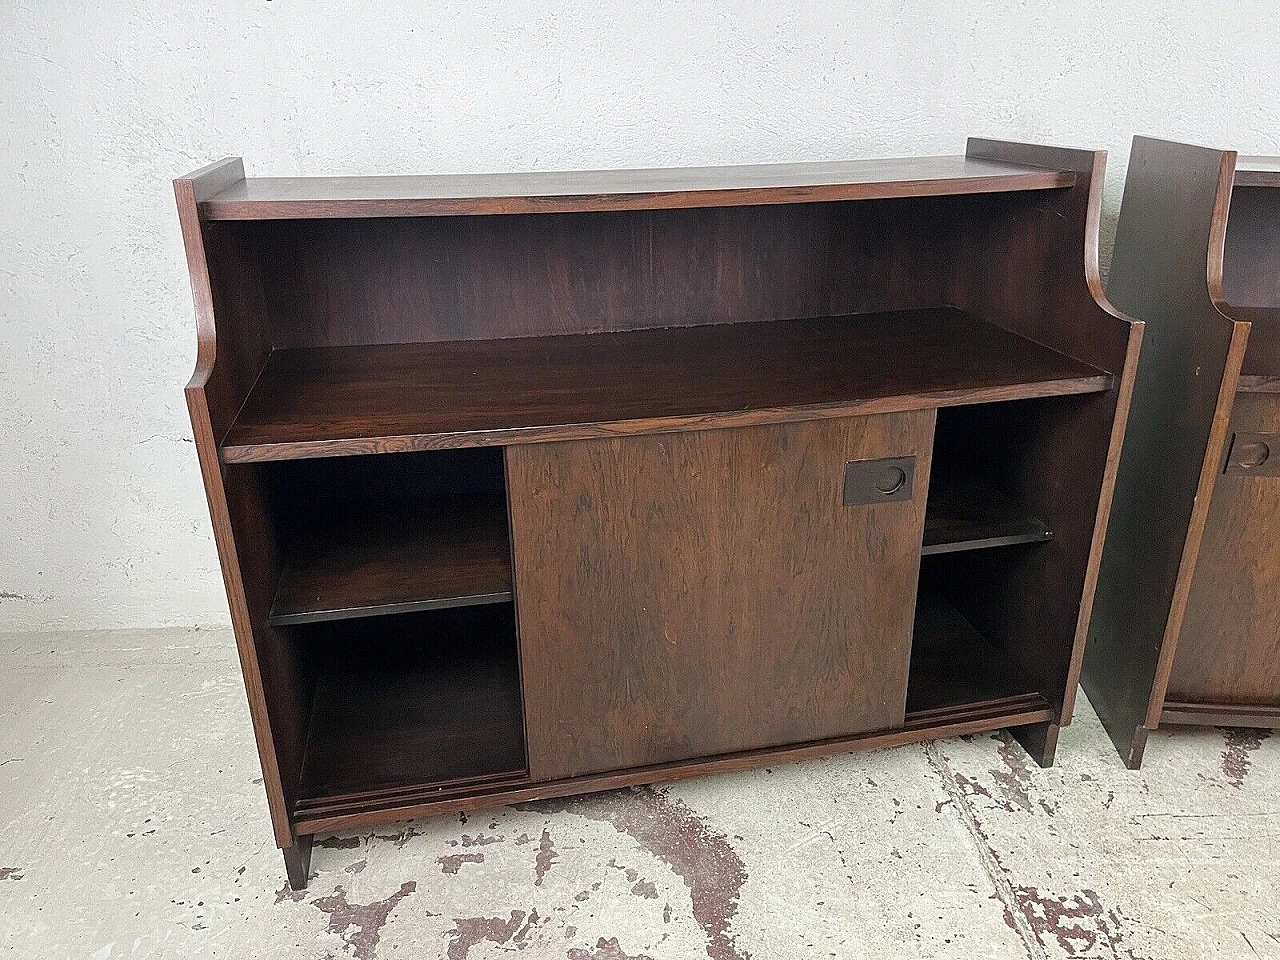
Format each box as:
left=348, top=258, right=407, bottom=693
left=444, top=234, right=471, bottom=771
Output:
left=843, top=456, right=916, bottom=505
left=1225, top=433, right=1280, bottom=476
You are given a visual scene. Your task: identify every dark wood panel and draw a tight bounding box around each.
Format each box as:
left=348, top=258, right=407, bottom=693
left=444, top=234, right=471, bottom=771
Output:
left=508, top=413, right=933, bottom=781
left=953, top=141, right=1144, bottom=746
left=270, top=494, right=512, bottom=626
left=1233, top=308, right=1280, bottom=385
left=1161, top=701, right=1280, bottom=727
left=1232, top=306, right=1280, bottom=387
left=922, top=481, right=1052, bottom=555
left=1170, top=392, right=1280, bottom=706
left=255, top=200, right=953, bottom=349
left=293, top=701, right=1054, bottom=836
left=220, top=309, right=1109, bottom=462
left=1223, top=184, right=1280, bottom=375
left=1082, top=136, right=1249, bottom=768
left=907, top=591, right=1048, bottom=716
left=196, top=155, right=1075, bottom=219
left=296, top=606, right=527, bottom=802
left=176, top=160, right=309, bottom=851
left=1235, top=159, right=1280, bottom=188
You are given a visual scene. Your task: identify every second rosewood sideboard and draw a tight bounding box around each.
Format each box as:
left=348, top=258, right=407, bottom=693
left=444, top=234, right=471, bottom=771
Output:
left=175, top=138, right=1141, bottom=887
left=1084, top=136, right=1280, bottom=767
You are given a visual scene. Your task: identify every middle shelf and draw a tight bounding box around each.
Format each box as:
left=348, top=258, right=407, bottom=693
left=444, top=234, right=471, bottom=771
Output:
left=265, top=474, right=1048, bottom=626
left=922, top=482, right=1052, bottom=555
left=270, top=492, right=512, bottom=627
left=221, top=307, right=1112, bottom=463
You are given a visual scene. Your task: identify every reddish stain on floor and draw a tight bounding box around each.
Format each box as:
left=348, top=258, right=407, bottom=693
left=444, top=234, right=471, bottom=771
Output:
left=1220, top=728, right=1272, bottom=788
left=535, top=827, right=558, bottom=885
left=568, top=936, right=657, bottom=960
left=310, top=880, right=418, bottom=960
left=445, top=908, right=539, bottom=960
left=1004, top=886, right=1147, bottom=960
left=438, top=852, right=485, bottom=875
left=523, top=786, right=750, bottom=960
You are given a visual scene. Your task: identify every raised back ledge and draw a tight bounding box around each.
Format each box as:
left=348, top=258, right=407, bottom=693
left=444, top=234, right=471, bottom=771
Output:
left=192, top=154, right=1076, bottom=219
left=1234, top=157, right=1280, bottom=188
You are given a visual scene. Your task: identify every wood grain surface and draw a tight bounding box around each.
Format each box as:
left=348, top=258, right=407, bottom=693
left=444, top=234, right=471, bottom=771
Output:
left=296, top=606, right=526, bottom=802
left=1081, top=136, right=1249, bottom=768
left=1223, top=188, right=1280, bottom=376
left=270, top=494, right=512, bottom=625
left=1170, top=391, right=1280, bottom=704
left=177, top=159, right=310, bottom=850
left=196, top=154, right=1075, bottom=219
left=220, top=309, right=1108, bottom=462
left=921, top=481, right=1052, bottom=555
left=507, top=412, right=933, bottom=781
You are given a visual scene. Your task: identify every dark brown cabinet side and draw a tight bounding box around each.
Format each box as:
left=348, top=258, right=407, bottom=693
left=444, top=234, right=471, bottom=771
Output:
left=1083, top=138, right=1280, bottom=764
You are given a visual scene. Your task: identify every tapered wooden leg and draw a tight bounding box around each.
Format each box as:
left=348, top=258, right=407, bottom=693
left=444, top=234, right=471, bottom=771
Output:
left=282, top=835, right=313, bottom=891
left=1011, top=720, right=1060, bottom=768
left=1122, top=725, right=1149, bottom=770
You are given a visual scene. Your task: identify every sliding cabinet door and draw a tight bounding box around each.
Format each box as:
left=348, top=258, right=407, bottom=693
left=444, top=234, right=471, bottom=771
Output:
left=507, top=411, right=933, bottom=781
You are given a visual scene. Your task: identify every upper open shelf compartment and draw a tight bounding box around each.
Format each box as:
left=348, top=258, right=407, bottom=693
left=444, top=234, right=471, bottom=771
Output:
left=198, top=155, right=1075, bottom=219
left=219, top=308, right=1112, bottom=462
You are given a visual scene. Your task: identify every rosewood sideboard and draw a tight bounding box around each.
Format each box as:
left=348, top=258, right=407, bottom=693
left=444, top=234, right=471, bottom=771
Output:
left=1084, top=136, right=1280, bottom=767
left=175, top=139, right=1141, bottom=887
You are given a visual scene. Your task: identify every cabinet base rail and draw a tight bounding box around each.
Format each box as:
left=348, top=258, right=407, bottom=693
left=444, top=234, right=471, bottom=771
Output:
left=280, top=699, right=1055, bottom=889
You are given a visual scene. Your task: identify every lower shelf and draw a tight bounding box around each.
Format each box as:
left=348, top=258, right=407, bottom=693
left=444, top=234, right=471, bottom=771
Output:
left=906, top=590, right=1051, bottom=721
left=291, top=591, right=1053, bottom=832
left=294, top=605, right=527, bottom=813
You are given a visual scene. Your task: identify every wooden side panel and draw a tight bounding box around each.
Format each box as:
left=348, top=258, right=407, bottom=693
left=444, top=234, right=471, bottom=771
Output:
left=508, top=413, right=933, bottom=781
left=1171, top=391, right=1280, bottom=704
left=177, top=160, right=313, bottom=846
left=1081, top=137, right=1249, bottom=767
left=940, top=142, right=1143, bottom=736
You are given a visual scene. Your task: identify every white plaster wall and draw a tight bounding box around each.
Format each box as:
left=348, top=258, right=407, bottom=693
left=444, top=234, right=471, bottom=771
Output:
left=1, top=1, right=1278, bottom=630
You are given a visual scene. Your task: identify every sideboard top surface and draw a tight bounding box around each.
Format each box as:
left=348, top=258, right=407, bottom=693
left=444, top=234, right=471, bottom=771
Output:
left=195, top=155, right=1076, bottom=219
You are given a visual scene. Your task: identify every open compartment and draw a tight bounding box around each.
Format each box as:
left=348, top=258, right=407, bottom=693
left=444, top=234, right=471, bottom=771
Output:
left=292, top=604, right=528, bottom=814
left=907, top=392, right=1117, bottom=726
left=202, top=195, right=1114, bottom=464
left=922, top=403, right=1055, bottom=555
left=259, top=448, right=511, bottom=625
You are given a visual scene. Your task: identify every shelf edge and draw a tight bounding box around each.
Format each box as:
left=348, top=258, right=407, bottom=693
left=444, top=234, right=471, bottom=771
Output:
left=223, top=374, right=1114, bottom=464
left=269, top=591, right=514, bottom=627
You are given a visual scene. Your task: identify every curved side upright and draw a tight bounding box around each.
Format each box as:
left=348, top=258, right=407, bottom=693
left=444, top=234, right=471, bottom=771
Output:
left=1082, top=136, right=1250, bottom=768
left=176, top=159, right=313, bottom=883
left=944, top=140, right=1143, bottom=764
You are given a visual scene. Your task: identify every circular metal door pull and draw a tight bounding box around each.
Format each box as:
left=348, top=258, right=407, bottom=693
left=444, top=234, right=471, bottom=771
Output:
left=1236, top=441, right=1270, bottom=469
left=876, top=466, right=908, bottom=495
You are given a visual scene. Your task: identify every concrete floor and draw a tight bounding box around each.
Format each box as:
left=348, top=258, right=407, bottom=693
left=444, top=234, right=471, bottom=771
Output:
left=0, top=627, right=1277, bottom=960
